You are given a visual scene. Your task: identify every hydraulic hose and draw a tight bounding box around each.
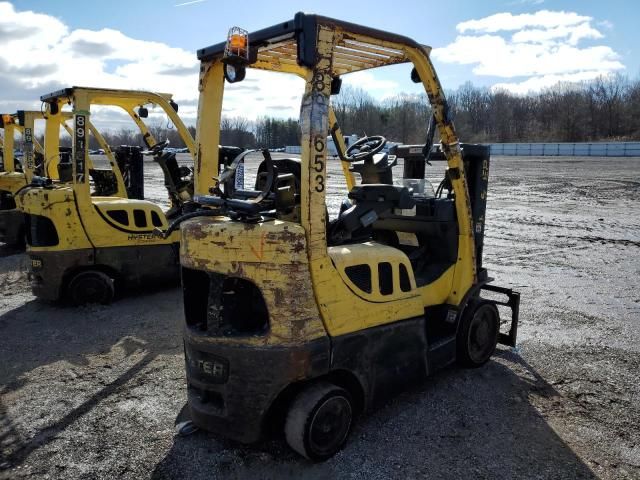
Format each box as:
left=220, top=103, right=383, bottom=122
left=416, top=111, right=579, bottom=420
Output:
left=154, top=208, right=221, bottom=239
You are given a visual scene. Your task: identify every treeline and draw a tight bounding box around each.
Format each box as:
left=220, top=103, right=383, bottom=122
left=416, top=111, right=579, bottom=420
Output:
left=35, top=74, right=640, bottom=150
left=332, top=74, right=640, bottom=144
left=55, top=117, right=299, bottom=150
left=59, top=124, right=197, bottom=150
left=448, top=74, right=640, bottom=142
left=222, top=74, right=640, bottom=146
left=217, top=117, right=299, bottom=148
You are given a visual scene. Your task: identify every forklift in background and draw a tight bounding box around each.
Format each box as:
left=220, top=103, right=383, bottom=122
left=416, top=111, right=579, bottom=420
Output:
left=0, top=110, right=123, bottom=247
left=0, top=111, right=49, bottom=246
left=16, top=87, right=196, bottom=304
left=174, top=14, right=520, bottom=460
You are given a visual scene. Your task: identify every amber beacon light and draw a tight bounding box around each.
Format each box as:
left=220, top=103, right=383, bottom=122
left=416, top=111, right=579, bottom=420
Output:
left=223, top=26, right=249, bottom=83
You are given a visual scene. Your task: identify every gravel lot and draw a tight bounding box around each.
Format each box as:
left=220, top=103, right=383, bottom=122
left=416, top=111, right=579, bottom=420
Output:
left=0, top=154, right=638, bottom=479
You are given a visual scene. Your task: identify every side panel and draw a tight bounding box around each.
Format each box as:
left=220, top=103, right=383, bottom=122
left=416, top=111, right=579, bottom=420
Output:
left=94, top=243, right=180, bottom=288
left=330, top=317, right=429, bottom=410
left=17, top=188, right=93, bottom=251
left=29, top=248, right=94, bottom=300
left=29, top=243, right=180, bottom=301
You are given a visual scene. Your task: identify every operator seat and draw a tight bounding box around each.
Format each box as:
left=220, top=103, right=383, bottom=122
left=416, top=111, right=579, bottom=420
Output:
left=255, top=157, right=302, bottom=213
left=328, top=184, right=415, bottom=245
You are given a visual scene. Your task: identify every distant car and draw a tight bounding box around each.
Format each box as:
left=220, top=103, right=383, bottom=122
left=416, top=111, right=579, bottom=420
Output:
left=13, top=150, right=24, bottom=158
left=176, top=147, right=189, bottom=153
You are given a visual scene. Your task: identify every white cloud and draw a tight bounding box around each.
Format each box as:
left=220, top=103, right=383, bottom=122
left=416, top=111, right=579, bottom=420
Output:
left=492, top=71, right=612, bottom=94
left=456, top=10, right=590, bottom=33
left=597, top=20, right=614, bottom=30
left=433, top=9, right=624, bottom=94
left=222, top=71, right=305, bottom=120
left=511, top=22, right=603, bottom=45
left=0, top=1, right=304, bottom=129
left=342, top=71, right=400, bottom=99
left=0, top=2, right=200, bottom=123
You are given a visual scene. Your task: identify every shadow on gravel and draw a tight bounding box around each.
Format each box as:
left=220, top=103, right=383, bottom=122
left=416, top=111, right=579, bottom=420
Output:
left=0, top=286, right=183, bottom=471
left=151, top=349, right=596, bottom=480
left=1, top=350, right=157, bottom=471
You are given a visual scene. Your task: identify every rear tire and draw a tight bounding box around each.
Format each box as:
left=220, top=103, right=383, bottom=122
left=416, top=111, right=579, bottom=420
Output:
left=284, top=381, right=353, bottom=461
left=67, top=270, right=115, bottom=306
left=457, top=300, right=500, bottom=368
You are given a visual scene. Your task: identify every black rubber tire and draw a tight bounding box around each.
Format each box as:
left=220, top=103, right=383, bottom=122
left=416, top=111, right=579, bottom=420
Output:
left=457, top=300, right=500, bottom=368
left=284, top=381, right=353, bottom=461
left=15, top=224, right=26, bottom=250
left=67, top=270, right=115, bottom=306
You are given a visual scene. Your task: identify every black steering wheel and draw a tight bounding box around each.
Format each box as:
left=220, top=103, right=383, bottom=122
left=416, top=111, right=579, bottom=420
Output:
left=149, top=139, right=170, bottom=155
left=345, top=135, right=387, bottom=162
left=216, top=149, right=274, bottom=206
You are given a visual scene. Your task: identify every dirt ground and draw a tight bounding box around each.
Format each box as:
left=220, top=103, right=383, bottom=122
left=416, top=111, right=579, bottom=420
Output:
left=0, top=155, right=639, bottom=479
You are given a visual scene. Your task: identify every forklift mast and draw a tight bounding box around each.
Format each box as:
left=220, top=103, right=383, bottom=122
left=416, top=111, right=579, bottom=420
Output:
left=115, top=146, right=144, bottom=200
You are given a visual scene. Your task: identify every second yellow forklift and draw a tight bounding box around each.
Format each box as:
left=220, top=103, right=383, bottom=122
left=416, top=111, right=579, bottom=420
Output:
left=17, top=87, right=197, bottom=304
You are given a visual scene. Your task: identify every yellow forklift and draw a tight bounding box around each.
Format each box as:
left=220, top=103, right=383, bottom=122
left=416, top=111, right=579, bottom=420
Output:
left=175, top=15, right=520, bottom=460
left=0, top=110, right=118, bottom=247
left=0, top=111, right=54, bottom=246
left=1, top=112, right=37, bottom=246
left=16, top=87, right=196, bottom=304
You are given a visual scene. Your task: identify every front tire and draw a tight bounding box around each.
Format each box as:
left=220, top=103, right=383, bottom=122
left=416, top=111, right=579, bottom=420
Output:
left=67, top=270, right=115, bottom=306
left=457, top=300, right=500, bottom=368
left=284, top=381, right=353, bottom=461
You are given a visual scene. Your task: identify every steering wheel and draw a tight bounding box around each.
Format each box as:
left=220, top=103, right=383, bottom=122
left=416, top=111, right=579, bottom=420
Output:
left=345, top=135, right=387, bottom=162
left=216, top=149, right=274, bottom=205
left=149, top=139, right=170, bottom=155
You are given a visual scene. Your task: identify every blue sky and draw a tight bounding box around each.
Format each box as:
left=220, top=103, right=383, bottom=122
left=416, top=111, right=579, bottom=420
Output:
left=1, top=0, right=638, bottom=128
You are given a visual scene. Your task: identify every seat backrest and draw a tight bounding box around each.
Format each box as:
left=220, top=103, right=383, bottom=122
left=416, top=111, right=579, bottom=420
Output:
left=348, top=184, right=415, bottom=209
left=329, top=185, right=415, bottom=244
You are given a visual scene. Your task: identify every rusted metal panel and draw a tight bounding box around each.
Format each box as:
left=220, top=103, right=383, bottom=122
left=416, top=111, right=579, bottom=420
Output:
left=181, top=217, right=327, bottom=345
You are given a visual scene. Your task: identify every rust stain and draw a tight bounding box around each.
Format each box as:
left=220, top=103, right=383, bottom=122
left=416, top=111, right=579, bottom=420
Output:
left=273, top=287, right=286, bottom=307
left=249, top=231, right=267, bottom=260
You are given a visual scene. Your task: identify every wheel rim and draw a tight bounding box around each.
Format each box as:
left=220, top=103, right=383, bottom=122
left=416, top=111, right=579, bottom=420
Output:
left=73, top=275, right=109, bottom=304
left=308, top=395, right=352, bottom=456
left=468, top=305, right=498, bottom=364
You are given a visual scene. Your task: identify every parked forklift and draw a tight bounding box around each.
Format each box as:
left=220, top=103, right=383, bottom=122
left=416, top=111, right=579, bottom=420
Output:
left=16, top=87, right=196, bottom=304
left=0, top=111, right=50, bottom=246
left=0, top=110, right=120, bottom=247
left=175, top=14, right=520, bottom=460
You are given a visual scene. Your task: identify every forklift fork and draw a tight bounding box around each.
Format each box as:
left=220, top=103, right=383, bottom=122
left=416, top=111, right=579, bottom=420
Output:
left=481, top=284, right=520, bottom=347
